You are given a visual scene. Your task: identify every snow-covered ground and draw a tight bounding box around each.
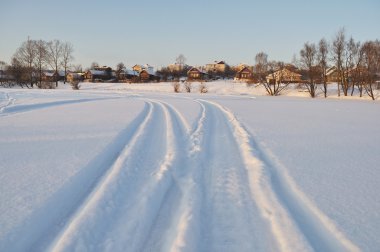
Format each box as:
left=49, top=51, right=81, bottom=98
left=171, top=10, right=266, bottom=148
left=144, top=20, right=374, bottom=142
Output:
left=0, top=81, right=379, bottom=252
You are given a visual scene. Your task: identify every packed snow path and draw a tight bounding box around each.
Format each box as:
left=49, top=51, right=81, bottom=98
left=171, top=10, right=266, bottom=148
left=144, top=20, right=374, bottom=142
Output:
left=1, top=88, right=374, bottom=251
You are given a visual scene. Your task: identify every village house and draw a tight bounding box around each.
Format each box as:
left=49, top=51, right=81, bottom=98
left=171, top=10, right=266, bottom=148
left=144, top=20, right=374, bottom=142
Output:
left=131, top=64, right=159, bottom=82
left=41, top=70, right=65, bottom=82
left=266, top=68, right=302, bottom=84
left=326, top=66, right=340, bottom=83
left=118, top=69, right=139, bottom=82
left=234, top=66, right=254, bottom=82
left=66, top=72, right=84, bottom=83
left=85, top=66, right=113, bottom=82
left=85, top=70, right=108, bottom=82
left=132, top=64, right=154, bottom=73
left=233, top=64, right=254, bottom=73
left=205, top=60, right=227, bottom=73
left=167, top=63, right=188, bottom=72
left=139, top=69, right=159, bottom=82
left=187, top=67, right=208, bottom=81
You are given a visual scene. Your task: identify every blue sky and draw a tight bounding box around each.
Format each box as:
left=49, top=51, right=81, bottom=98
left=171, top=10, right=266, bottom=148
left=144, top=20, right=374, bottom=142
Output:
left=1, top=0, right=379, bottom=69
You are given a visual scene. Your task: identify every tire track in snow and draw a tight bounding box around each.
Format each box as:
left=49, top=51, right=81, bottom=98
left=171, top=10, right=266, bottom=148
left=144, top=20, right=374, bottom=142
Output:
left=138, top=99, right=192, bottom=252
left=1, top=101, right=152, bottom=252
left=46, top=100, right=157, bottom=251
left=202, top=100, right=360, bottom=252
left=48, top=99, right=189, bottom=252
left=185, top=100, right=276, bottom=252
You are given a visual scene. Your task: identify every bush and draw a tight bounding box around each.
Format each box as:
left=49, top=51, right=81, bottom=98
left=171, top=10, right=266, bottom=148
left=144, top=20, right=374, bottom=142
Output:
left=173, top=82, right=180, bottom=93
left=70, top=80, right=81, bottom=90
left=199, top=82, right=208, bottom=93
left=184, top=81, right=192, bottom=93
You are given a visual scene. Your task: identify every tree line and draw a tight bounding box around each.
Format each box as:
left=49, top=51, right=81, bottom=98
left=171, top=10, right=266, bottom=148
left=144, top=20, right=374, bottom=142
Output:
left=254, top=28, right=380, bottom=100
left=0, top=37, right=73, bottom=88
left=1, top=30, right=379, bottom=99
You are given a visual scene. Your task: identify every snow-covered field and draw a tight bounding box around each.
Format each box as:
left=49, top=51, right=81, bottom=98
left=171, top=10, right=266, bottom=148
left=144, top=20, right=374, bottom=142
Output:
left=1, top=81, right=379, bottom=252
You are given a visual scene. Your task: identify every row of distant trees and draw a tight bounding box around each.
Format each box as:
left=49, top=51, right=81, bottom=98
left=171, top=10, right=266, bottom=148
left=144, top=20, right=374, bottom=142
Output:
left=1, top=37, right=74, bottom=88
left=255, top=29, right=380, bottom=100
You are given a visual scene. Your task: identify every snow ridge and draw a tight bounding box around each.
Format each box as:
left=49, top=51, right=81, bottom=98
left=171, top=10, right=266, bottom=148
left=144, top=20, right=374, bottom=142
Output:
left=0, top=97, right=115, bottom=116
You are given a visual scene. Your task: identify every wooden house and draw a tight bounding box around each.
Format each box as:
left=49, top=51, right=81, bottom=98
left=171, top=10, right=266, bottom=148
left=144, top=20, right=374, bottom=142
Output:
left=266, top=68, right=302, bottom=84
left=235, top=66, right=254, bottom=81
left=205, top=61, right=227, bottom=73
left=133, top=64, right=154, bottom=73
left=66, top=72, right=84, bottom=83
left=85, top=70, right=110, bottom=82
left=187, top=67, right=208, bottom=81
left=326, top=66, right=339, bottom=83
left=41, top=71, right=59, bottom=82
left=139, top=69, right=159, bottom=82
left=118, top=69, right=139, bottom=82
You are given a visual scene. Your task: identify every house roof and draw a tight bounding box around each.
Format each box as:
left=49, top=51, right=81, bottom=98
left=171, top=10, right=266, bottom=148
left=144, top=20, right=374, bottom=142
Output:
left=140, top=69, right=156, bottom=76
left=187, top=67, right=207, bottom=74
left=326, top=66, right=337, bottom=76
left=238, top=66, right=253, bottom=74
left=42, top=71, right=56, bottom=77
left=125, top=69, right=139, bottom=76
left=88, top=70, right=106, bottom=76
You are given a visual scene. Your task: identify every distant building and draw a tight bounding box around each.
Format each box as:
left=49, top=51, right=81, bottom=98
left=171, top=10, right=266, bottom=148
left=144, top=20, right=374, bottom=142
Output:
left=41, top=70, right=65, bottom=82
left=85, top=66, right=113, bottom=82
left=167, top=63, right=185, bottom=72
left=235, top=66, right=254, bottom=82
left=326, top=66, right=340, bottom=83
left=187, top=67, right=208, bottom=81
left=233, top=64, right=254, bottom=73
left=66, top=72, right=84, bottom=83
left=85, top=70, right=108, bottom=82
left=118, top=69, right=139, bottom=82
left=132, top=64, right=159, bottom=82
left=266, top=68, right=302, bottom=84
left=132, top=64, right=154, bottom=73
left=205, top=60, right=227, bottom=73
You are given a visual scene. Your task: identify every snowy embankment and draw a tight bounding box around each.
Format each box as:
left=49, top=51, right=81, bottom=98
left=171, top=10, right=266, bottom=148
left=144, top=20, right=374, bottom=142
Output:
left=0, top=82, right=379, bottom=251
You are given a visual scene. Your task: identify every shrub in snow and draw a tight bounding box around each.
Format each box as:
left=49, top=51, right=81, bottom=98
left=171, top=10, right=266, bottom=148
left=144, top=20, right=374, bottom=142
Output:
left=70, top=80, right=81, bottom=90
left=173, top=82, right=180, bottom=93
left=184, top=81, right=192, bottom=93
left=199, top=82, right=208, bottom=93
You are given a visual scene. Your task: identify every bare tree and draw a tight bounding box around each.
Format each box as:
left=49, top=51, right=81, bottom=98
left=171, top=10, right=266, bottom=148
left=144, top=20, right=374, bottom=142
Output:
left=175, top=54, right=186, bottom=70
left=362, top=41, right=380, bottom=100
left=90, top=62, right=99, bottom=69
left=47, top=40, right=63, bottom=87
left=73, top=64, right=83, bottom=73
left=116, top=62, right=125, bottom=80
left=255, top=52, right=269, bottom=84
left=8, top=57, right=29, bottom=87
left=0, top=60, right=6, bottom=70
left=34, top=40, right=48, bottom=88
left=62, top=42, right=74, bottom=84
left=318, top=38, right=329, bottom=98
left=300, top=42, right=318, bottom=97
left=348, top=40, right=365, bottom=96
left=255, top=52, right=288, bottom=96
left=343, top=37, right=357, bottom=96
left=13, top=37, right=36, bottom=87
left=331, top=28, right=346, bottom=96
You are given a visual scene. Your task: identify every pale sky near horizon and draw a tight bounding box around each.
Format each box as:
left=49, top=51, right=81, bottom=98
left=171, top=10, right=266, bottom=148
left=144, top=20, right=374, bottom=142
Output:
left=1, top=0, right=379, bottom=70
